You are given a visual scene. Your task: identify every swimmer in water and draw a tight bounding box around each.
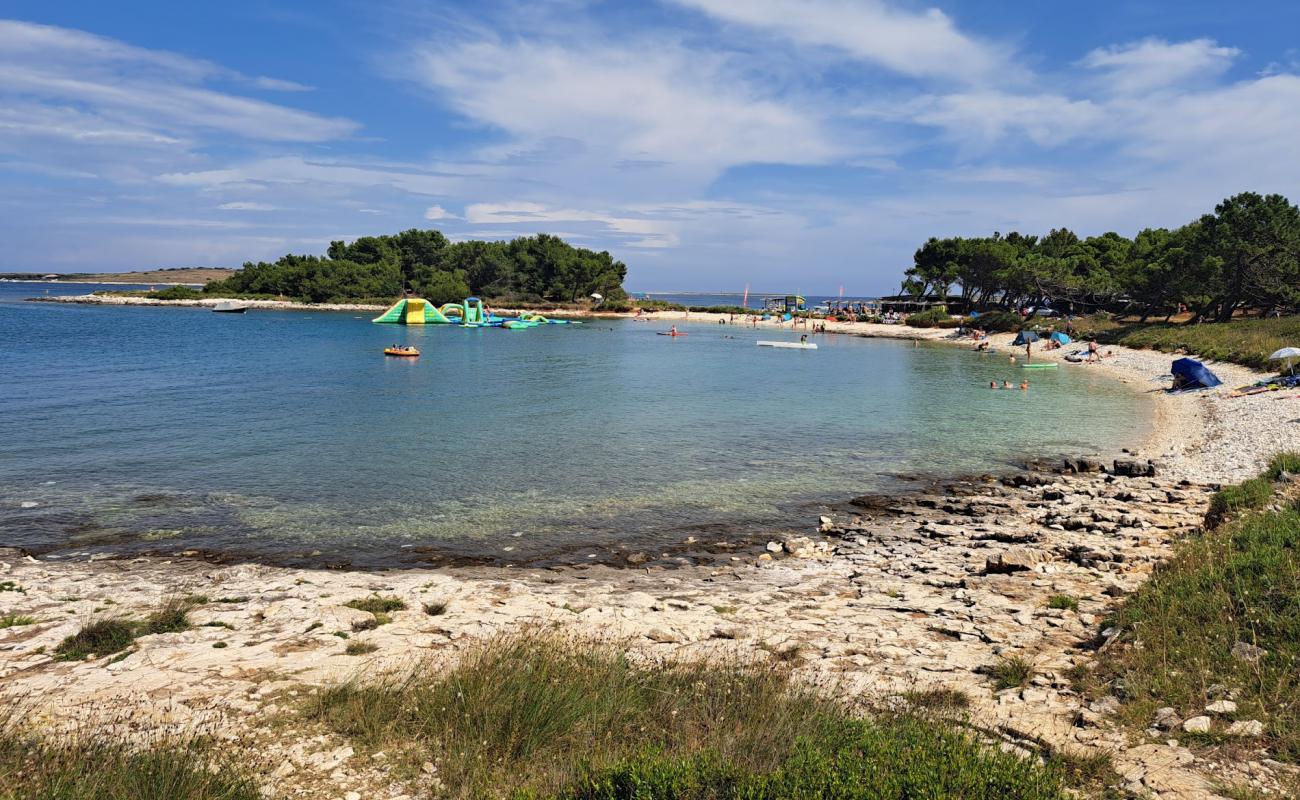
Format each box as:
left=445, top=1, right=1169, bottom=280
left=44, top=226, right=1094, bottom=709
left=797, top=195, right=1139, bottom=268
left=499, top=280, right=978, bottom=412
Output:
left=1003, top=380, right=1013, bottom=389
left=1020, top=381, right=1028, bottom=390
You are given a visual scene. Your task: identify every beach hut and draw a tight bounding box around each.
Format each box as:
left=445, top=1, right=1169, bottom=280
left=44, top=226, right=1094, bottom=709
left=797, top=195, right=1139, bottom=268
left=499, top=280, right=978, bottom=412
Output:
left=1170, top=358, right=1222, bottom=391
left=1011, top=330, right=1040, bottom=346
left=1050, top=332, right=1072, bottom=345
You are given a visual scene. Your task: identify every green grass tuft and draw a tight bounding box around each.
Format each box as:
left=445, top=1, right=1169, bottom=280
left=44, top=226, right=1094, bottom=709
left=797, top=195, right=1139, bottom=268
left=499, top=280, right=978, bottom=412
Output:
left=142, top=597, right=193, bottom=635
left=1208, top=477, right=1274, bottom=521
left=422, top=600, right=449, bottom=616
left=903, top=687, right=971, bottom=712
left=53, top=619, right=137, bottom=662
left=344, top=640, right=378, bottom=656
left=0, top=582, right=24, bottom=594
left=309, top=631, right=1067, bottom=799
left=1264, top=452, right=1300, bottom=480
left=0, top=614, right=37, bottom=629
left=990, top=655, right=1035, bottom=691
left=344, top=595, right=406, bottom=614
left=1047, top=595, right=1080, bottom=612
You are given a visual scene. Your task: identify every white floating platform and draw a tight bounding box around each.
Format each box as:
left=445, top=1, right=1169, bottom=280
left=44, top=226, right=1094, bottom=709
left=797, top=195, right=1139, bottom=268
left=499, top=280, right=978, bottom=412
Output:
left=757, top=340, right=817, bottom=350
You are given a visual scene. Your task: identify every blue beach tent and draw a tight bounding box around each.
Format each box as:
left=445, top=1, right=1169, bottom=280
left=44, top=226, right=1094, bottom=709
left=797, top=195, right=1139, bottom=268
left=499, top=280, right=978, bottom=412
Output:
left=1011, top=330, right=1040, bottom=346
left=1170, top=358, right=1222, bottom=390
left=1050, top=332, right=1072, bottom=345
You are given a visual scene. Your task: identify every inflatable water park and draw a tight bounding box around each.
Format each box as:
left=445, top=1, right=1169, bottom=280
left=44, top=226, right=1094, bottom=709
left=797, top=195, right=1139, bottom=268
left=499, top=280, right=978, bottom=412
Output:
left=372, top=297, right=579, bottom=330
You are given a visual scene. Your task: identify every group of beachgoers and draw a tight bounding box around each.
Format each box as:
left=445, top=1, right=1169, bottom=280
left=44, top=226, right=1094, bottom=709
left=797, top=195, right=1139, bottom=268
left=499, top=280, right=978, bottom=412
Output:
left=991, top=379, right=1030, bottom=390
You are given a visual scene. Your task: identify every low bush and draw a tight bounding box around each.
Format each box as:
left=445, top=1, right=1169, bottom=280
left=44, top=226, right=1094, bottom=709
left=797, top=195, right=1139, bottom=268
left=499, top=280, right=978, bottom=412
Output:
left=146, top=285, right=203, bottom=300
left=309, top=631, right=1068, bottom=799
left=1084, top=463, right=1300, bottom=760
left=904, top=307, right=951, bottom=328
left=632, top=300, right=687, bottom=312
left=687, top=305, right=751, bottom=315
left=972, top=311, right=1025, bottom=332
left=0, top=614, right=36, bottom=629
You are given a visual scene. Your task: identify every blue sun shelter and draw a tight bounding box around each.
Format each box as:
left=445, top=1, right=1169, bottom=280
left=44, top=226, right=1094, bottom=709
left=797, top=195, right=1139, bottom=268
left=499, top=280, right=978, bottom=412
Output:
left=1050, top=331, right=1071, bottom=345
left=1170, top=358, right=1222, bottom=391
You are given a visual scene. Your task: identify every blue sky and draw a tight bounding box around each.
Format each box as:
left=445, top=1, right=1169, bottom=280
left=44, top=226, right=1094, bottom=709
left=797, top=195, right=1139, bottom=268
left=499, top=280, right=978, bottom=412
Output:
left=3, top=1, right=1299, bottom=293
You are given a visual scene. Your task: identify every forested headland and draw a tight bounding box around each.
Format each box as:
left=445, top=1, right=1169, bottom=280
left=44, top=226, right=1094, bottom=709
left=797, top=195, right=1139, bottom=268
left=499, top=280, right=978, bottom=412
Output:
left=202, top=230, right=628, bottom=305
left=901, top=192, right=1300, bottom=322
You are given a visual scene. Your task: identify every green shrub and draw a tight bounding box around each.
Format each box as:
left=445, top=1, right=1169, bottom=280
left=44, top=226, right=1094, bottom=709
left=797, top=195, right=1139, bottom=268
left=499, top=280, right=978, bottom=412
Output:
left=632, top=300, right=687, bottom=312
left=972, top=311, right=1025, bottom=332
left=146, top=285, right=203, bottom=300
left=310, top=632, right=1067, bottom=799
left=565, top=717, right=1065, bottom=799
left=0, top=614, right=36, bottom=629
left=904, top=307, right=951, bottom=328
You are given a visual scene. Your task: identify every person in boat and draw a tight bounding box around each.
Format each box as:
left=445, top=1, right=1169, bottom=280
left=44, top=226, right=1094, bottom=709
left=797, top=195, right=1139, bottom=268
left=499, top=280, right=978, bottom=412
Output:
left=669, top=325, right=678, bottom=336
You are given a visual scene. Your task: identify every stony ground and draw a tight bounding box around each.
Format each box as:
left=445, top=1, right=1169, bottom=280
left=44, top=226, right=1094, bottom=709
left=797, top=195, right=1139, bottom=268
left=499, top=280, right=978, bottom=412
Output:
left=5, top=319, right=1300, bottom=798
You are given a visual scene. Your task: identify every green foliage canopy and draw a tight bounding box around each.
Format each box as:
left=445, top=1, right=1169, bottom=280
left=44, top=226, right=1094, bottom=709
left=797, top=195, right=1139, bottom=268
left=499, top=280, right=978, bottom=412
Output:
left=902, top=192, right=1300, bottom=321
left=206, top=229, right=628, bottom=304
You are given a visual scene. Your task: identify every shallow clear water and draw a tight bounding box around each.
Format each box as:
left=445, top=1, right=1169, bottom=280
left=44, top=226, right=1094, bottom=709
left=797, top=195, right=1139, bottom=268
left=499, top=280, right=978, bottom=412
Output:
left=0, top=283, right=1150, bottom=566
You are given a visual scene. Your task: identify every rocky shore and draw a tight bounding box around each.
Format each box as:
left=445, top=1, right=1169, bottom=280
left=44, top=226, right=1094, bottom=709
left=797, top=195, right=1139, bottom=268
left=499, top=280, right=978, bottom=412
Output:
left=6, top=300, right=1300, bottom=797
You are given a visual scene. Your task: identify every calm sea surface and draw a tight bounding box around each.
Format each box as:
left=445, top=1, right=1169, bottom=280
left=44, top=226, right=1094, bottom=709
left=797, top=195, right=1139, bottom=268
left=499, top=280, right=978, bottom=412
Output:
left=0, top=283, right=1151, bottom=567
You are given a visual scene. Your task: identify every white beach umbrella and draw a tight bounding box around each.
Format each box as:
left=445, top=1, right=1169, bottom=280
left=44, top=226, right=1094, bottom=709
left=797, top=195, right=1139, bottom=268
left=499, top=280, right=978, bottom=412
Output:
left=1268, top=347, right=1300, bottom=374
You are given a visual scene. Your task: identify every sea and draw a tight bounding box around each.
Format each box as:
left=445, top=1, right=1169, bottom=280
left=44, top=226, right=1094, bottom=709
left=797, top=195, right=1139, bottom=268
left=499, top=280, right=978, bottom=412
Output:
left=0, top=282, right=1151, bottom=568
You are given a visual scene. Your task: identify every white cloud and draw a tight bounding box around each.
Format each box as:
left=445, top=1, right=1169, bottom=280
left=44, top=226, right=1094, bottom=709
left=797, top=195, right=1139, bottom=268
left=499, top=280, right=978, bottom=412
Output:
left=465, top=201, right=679, bottom=248
left=218, top=201, right=276, bottom=211
left=423, top=204, right=457, bottom=220
left=159, top=156, right=459, bottom=196
left=0, top=19, right=357, bottom=143
left=249, top=76, right=314, bottom=92
left=874, top=91, right=1103, bottom=147
left=671, top=0, right=1012, bottom=83
left=412, top=38, right=840, bottom=173
left=1081, top=38, right=1239, bottom=94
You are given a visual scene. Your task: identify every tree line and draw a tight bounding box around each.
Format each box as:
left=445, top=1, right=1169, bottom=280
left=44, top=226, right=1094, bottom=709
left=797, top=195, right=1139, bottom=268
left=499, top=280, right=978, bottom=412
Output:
left=902, top=192, right=1300, bottom=322
left=204, top=229, right=629, bottom=305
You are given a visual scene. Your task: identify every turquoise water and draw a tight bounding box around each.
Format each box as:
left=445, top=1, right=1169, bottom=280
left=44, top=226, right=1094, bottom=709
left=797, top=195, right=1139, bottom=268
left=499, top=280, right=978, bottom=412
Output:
left=0, top=283, right=1151, bottom=567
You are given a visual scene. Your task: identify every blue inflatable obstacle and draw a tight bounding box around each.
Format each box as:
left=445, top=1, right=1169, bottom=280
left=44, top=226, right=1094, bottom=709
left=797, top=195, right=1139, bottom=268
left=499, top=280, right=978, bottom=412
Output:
left=1170, top=358, right=1222, bottom=391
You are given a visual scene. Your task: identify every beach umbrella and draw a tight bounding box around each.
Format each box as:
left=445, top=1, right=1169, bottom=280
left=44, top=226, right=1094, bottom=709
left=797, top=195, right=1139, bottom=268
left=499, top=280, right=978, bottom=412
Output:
left=1268, top=347, right=1300, bottom=374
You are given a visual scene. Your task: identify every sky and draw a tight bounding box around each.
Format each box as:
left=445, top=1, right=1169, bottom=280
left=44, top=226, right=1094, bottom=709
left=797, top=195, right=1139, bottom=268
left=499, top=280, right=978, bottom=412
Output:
left=3, top=1, right=1300, bottom=293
